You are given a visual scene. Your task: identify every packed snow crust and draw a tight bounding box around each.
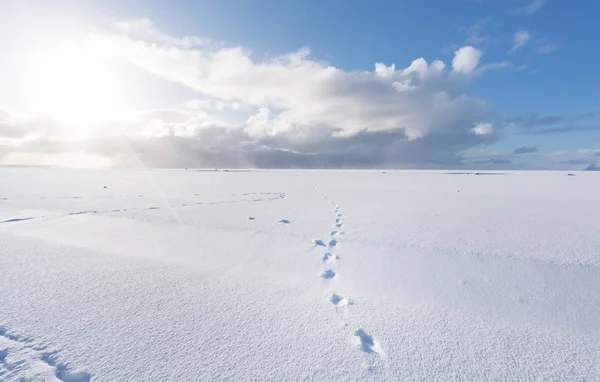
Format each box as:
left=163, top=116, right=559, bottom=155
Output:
left=1, top=168, right=599, bottom=380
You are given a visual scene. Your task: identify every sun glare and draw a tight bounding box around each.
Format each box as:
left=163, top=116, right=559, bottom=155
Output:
left=21, top=40, right=128, bottom=133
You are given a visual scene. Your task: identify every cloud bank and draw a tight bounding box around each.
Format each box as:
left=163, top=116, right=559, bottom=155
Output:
left=1, top=20, right=513, bottom=168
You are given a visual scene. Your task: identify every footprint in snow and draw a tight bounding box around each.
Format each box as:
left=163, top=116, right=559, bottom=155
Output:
left=42, top=352, right=91, bottom=382
left=335, top=218, right=343, bottom=223
left=335, top=223, right=343, bottom=228
left=0, top=327, right=91, bottom=382
left=354, top=329, right=383, bottom=355
left=331, top=293, right=352, bottom=307
left=330, top=231, right=339, bottom=236
left=328, top=239, right=338, bottom=248
left=323, top=253, right=340, bottom=262
left=278, top=219, right=290, bottom=224
left=248, top=217, right=255, bottom=220
left=321, top=269, right=336, bottom=279
left=313, top=239, right=326, bottom=247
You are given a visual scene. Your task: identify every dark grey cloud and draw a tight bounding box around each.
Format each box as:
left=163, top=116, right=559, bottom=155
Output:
left=512, top=146, right=538, bottom=154
left=584, top=164, right=600, bottom=171
left=562, top=159, right=592, bottom=165
left=471, top=158, right=512, bottom=165
left=594, top=152, right=600, bottom=157
left=1, top=119, right=496, bottom=169
left=533, top=125, right=600, bottom=135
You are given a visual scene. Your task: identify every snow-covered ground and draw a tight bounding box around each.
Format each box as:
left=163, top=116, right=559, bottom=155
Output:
left=1, top=168, right=599, bottom=381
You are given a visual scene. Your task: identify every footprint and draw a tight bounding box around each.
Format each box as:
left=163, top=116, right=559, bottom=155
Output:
left=335, top=223, right=343, bottom=228
left=354, top=329, right=383, bottom=355
left=335, top=218, right=343, bottom=223
left=248, top=217, right=255, bottom=220
left=322, top=253, right=340, bottom=262
left=42, top=353, right=91, bottom=382
left=328, top=239, right=338, bottom=248
left=313, top=239, right=326, bottom=247
left=278, top=219, right=290, bottom=224
left=0, top=327, right=91, bottom=381
left=320, top=269, right=336, bottom=279
left=330, top=294, right=352, bottom=307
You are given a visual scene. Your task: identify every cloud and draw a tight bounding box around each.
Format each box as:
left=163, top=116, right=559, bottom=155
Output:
left=472, top=158, right=512, bottom=165
left=507, top=111, right=597, bottom=128
left=464, top=19, right=489, bottom=46
left=537, top=43, right=559, bottom=54
left=523, top=0, right=546, bottom=14
left=513, top=146, right=539, bottom=154
left=462, top=148, right=600, bottom=170
left=507, top=112, right=564, bottom=127
left=533, top=125, right=600, bottom=135
left=114, top=18, right=216, bottom=49
left=86, top=25, right=497, bottom=140
left=1, top=20, right=512, bottom=168
left=585, top=164, right=600, bottom=171
left=562, top=159, right=592, bottom=165
left=477, top=61, right=527, bottom=73
left=471, top=122, right=493, bottom=135
left=452, top=46, right=482, bottom=73
left=1, top=119, right=496, bottom=169
left=509, top=31, right=532, bottom=53
left=595, top=152, right=600, bottom=157
left=0, top=106, right=63, bottom=139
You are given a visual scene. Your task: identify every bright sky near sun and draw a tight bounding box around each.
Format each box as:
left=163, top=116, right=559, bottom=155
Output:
left=0, top=0, right=598, bottom=169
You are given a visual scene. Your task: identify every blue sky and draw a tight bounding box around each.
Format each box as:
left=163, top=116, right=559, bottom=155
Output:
left=0, top=0, right=598, bottom=169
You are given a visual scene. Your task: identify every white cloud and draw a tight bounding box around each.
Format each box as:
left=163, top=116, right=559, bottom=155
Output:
left=509, top=31, right=532, bottom=53
left=115, top=18, right=215, bottom=49
left=524, top=0, right=546, bottom=14
left=374, top=63, right=395, bottom=77
left=471, top=122, right=494, bottom=135
left=85, top=24, right=496, bottom=140
left=537, top=43, right=559, bottom=54
left=452, top=46, right=482, bottom=74
left=1, top=20, right=509, bottom=168
left=464, top=19, right=488, bottom=46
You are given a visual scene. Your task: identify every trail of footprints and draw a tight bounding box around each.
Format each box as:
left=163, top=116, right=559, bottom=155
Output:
left=1, top=192, right=286, bottom=224
left=312, top=189, right=384, bottom=358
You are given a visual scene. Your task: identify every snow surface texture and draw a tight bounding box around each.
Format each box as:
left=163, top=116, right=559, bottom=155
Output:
left=1, top=168, right=599, bottom=381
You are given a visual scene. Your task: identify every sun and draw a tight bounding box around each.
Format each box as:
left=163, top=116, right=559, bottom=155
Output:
left=21, top=40, right=128, bottom=133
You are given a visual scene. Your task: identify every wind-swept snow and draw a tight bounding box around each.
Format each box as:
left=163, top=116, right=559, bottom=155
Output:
left=1, top=168, right=599, bottom=380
